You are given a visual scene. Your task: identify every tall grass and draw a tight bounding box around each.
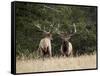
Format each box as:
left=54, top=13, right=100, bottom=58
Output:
left=16, top=54, right=96, bottom=73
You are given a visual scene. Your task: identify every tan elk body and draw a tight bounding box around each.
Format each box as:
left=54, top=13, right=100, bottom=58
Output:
left=38, top=32, right=52, bottom=57
left=35, top=24, right=53, bottom=57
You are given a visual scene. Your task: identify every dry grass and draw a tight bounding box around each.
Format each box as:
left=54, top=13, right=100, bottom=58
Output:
left=16, top=54, right=96, bottom=73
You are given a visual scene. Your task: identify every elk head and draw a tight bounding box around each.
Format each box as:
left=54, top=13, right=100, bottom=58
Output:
left=55, top=23, right=76, bottom=41
left=34, top=23, right=53, bottom=40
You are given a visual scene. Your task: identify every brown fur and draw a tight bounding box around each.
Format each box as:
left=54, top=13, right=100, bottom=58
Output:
left=61, top=39, right=73, bottom=57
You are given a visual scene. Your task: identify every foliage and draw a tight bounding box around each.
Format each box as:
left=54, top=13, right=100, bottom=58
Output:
left=15, top=2, right=97, bottom=57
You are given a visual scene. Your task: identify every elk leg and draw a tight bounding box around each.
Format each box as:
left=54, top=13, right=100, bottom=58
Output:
left=70, top=51, right=73, bottom=57
left=38, top=47, right=43, bottom=58
left=60, top=46, right=64, bottom=57
left=47, top=46, right=52, bottom=57
left=41, top=48, right=46, bottom=59
left=61, top=53, right=64, bottom=57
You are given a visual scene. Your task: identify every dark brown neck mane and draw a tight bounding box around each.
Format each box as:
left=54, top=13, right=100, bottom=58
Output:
left=62, top=40, right=69, bottom=52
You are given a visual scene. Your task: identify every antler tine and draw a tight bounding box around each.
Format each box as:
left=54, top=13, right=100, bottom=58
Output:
left=68, top=23, right=77, bottom=37
left=34, top=23, right=41, bottom=30
left=43, top=26, right=47, bottom=33
left=49, top=24, right=53, bottom=33
left=73, top=23, right=76, bottom=33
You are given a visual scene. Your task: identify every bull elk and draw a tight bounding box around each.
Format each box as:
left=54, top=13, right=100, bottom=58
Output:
left=35, top=24, right=53, bottom=58
left=55, top=23, right=77, bottom=57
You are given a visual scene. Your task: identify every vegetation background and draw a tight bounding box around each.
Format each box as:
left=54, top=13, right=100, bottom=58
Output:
left=15, top=2, right=97, bottom=59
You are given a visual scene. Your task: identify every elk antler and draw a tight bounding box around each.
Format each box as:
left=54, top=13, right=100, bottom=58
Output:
left=34, top=23, right=56, bottom=34
left=53, top=23, right=77, bottom=40
left=34, top=23, right=47, bottom=33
